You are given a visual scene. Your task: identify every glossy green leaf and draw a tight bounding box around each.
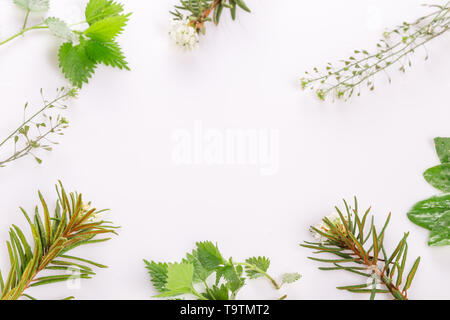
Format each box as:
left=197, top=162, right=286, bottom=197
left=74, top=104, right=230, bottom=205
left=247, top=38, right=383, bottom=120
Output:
left=434, top=137, right=450, bottom=164
left=423, top=164, right=450, bottom=192
left=428, top=211, right=450, bottom=246
left=407, top=194, right=450, bottom=230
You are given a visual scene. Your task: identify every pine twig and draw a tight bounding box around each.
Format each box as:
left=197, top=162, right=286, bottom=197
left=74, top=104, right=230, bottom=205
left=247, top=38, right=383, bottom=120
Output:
left=301, top=198, right=420, bottom=300
left=0, top=181, right=119, bottom=300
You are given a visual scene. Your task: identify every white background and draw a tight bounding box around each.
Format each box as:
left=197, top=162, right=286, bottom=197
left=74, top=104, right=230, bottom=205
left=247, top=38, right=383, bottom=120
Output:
left=0, top=0, right=449, bottom=300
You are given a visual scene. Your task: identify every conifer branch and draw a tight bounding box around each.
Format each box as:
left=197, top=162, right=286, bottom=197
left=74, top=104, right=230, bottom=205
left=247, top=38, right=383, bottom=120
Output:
left=0, top=182, right=119, bottom=300
left=301, top=198, right=420, bottom=300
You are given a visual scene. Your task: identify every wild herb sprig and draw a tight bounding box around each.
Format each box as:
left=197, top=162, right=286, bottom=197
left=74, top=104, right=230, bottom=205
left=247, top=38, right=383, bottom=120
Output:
left=145, top=241, right=300, bottom=300
left=1, top=0, right=131, bottom=88
left=301, top=198, right=420, bottom=300
left=408, top=137, right=450, bottom=246
left=0, top=181, right=119, bottom=300
left=301, top=2, right=450, bottom=101
left=0, top=87, right=77, bottom=168
left=169, top=0, right=251, bottom=50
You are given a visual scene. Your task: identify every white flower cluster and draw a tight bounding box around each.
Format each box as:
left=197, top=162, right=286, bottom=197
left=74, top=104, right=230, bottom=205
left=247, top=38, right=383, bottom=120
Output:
left=82, top=203, right=104, bottom=223
left=169, top=19, right=199, bottom=50
left=311, top=212, right=348, bottom=243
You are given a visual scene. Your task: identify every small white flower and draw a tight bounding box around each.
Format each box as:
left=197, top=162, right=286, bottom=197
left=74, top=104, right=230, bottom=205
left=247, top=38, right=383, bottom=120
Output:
left=310, top=212, right=349, bottom=243
left=82, top=203, right=104, bottom=223
left=169, top=19, right=199, bottom=50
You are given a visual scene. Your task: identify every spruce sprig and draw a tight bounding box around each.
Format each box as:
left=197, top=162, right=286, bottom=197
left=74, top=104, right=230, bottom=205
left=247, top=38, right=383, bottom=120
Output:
left=1, top=0, right=131, bottom=88
left=0, top=87, right=77, bottom=168
left=301, top=2, right=450, bottom=101
left=301, top=198, right=420, bottom=300
left=171, top=0, right=251, bottom=33
left=0, top=181, right=119, bottom=300
left=145, top=241, right=300, bottom=300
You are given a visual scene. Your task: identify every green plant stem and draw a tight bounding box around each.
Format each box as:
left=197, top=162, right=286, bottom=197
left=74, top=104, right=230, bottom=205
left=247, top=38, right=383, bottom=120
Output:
left=0, top=122, right=64, bottom=167
left=0, top=92, right=70, bottom=150
left=0, top=25, right=48, bottom=47
left=236, top=262, right=281, bottom=290
left=323, top=21, right=449, bottom=96
left=191, top=288, right=208, bottom=300
left=0, top=19, right=87, bottom=47
left=22, top=9, right=30, bottom=29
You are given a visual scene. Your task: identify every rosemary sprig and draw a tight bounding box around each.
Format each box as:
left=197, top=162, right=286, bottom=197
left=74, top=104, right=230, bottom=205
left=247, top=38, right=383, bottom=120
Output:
left=0, top=87, right=77, bottom=168
left=301, top=2, right=450, bottom=101
left=171, top=0, right=251, bottom=32
left=145, top=241, right=300, bottom=300
left=169, top=0, right=250, bottom=49
left=0, top=181, right=119, bottom=300
left=301, top=198, right=420, bottom=300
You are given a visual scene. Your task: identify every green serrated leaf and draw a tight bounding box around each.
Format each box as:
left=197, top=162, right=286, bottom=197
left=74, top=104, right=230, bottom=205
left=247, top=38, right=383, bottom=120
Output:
left=204, top=284, right=229, bottom=300
left=85, top=0, right=125, bottom=25
left=435, top=137, right=450, bottom=164
left=407, top=194, right=450, bottom=230
left=281, top=272, right=301, bottom=285
left=244, top=256, right=270, bottom=279
left=58, top=42, right=97, bottom=88
left=428, top=211, right=450, bottom=246
left=84, top=40, right=129, bottom=70
left=45, top=17, right=73, bottom=41
left=144, top=260, right=168, bottom=293
left=184, top=249, right=213, bottom=283
left=85, top=14, right=130, bottom=42
left=222, top=264, right=244, bottom=293
left=423, top=164, right=450, bottom=192
left=155, top=263, right=194, bottom=297
left=196, top=241, right=224, bottom=271
left=14, top=0, right=49, bottom=12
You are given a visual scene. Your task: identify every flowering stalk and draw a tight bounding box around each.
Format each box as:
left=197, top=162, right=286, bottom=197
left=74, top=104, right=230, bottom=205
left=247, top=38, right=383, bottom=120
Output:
left=0, top=182, right=119, bottom=300
left=301, top=2, right=450, bottom=101
left=0, top=87, right=77, bottom=168
left=301, top=198, right=420, bottom=300
left=169, top=0, right=251, bottom=50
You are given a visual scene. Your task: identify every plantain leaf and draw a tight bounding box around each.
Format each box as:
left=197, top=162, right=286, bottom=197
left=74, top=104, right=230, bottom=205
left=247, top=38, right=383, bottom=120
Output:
left=407, top=194, right=450, bottom=230
left=434, top=137, right=450, bottom=164
left=423, top=164, right=450, bottom=192
left=428, top=211, right=450, bottom=246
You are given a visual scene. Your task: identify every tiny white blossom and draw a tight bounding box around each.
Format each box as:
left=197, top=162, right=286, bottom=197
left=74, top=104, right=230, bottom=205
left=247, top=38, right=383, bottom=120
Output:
left=82, top=203, right=104, bottom=223
left=310, top=212, right=349, bottom=243
left=169, top=19, right=199, bottom=50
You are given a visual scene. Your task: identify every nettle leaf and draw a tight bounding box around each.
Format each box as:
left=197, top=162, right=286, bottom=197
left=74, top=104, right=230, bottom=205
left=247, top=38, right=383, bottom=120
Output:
left=245, top=256, right=270, bottom=279
left=14, top=0, right=49, bottom=12
left=84, top=14, right=130, bottom=42
left=196, top=241, right=224, bottom=271
left=58, top=42, right=96, bottom=88
left=184, top=249, right=213, bottom=283
left=84, top=40, right=129, bottom=70
left=45, top=17, right=73, bottom=42
left=204, top=284, right=229, bottom=300
left=144, top=260, right=168, bottom=293
left=407, top=194, right=450, bottom=230
left=85, top=0, right=125, bottom=25
left=435, top=137, right=450, bottom=164
left=157, top=263, right=194, bottom=297
left=428, top=211, right=450, bottom=246
left=222, top=263, right=245, bottom=293
left=424, top=164, right=450, bottom=192
left=282, top=272, right=301, bottom=285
